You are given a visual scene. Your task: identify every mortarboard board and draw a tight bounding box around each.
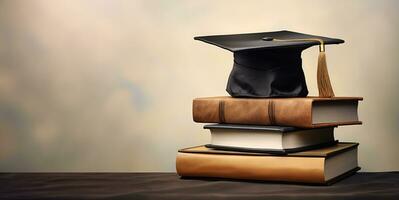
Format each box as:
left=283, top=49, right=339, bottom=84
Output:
left=194, top=30, right=344, bottom=98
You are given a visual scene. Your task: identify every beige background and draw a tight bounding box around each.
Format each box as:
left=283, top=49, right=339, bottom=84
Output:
left=0, top=0, right=398, bottom=172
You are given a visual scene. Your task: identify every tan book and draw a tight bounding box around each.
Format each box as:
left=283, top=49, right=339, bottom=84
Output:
left=193, top=96, right=362, bottom=128
left=176, top=143, right=360, bottom=185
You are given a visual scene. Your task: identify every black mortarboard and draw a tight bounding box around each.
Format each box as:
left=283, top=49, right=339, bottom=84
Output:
left=195, top=30, right=344, bottom=98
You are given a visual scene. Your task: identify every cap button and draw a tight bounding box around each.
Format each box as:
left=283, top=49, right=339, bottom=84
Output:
left=261, top=37, right=274, bottom=41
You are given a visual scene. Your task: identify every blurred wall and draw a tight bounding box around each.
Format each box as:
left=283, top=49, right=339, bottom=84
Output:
left=0, top=0, right=398, bottom=172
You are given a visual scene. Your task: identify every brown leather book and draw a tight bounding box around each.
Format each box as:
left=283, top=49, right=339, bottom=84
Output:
left=193, top=96, right=362, bottom=128
left=176, top=143, right=360, bottom=185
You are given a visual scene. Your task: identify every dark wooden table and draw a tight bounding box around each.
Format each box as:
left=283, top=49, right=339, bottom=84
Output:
left=1, top=172, right=398, bottom=200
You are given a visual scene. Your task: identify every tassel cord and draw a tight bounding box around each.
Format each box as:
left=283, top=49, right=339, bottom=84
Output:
left=273, top=38, right=335, bottom=97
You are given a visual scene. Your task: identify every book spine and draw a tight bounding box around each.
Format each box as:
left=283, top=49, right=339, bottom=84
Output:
left=176, top=152, right=326, bottom=184
left=192, top=98, right=314, bottom=128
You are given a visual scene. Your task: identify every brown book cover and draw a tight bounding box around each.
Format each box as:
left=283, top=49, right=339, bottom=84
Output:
left=176, top=143, right=360, bottom=185
left=193, top=96, right=362, bottom=128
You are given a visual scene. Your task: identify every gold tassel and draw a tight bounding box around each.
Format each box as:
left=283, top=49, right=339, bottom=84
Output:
left=317, top=46, right=335, bottom=97
left=273, top=38, right=335, bottom=97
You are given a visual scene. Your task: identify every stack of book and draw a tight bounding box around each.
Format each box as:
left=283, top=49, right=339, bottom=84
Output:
left=176, top=97, right=362, bottom=185
left=176, top=31, right=363, bottom=185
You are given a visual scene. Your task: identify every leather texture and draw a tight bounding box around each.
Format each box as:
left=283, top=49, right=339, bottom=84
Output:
left=176, top=143, right=359, bottom=184
left=179, top=143, right=358, bottom=159
left=176, top=152, right=325, bottom=184
left=193, top=96, right=362, bottom=128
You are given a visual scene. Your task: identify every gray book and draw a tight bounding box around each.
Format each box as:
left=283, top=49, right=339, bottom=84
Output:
left=204, top=124, right=337, bottom=154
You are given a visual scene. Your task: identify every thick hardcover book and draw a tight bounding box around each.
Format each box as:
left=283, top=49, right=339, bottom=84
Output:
left=193, top=96, right=362, bottom=128
left=176, top=143, right=360, bottom=185
left=204, top=124, right=337, bottom=154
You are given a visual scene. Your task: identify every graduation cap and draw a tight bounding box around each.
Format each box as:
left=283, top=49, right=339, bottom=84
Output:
left=195, top=30, right=344, bottom=98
